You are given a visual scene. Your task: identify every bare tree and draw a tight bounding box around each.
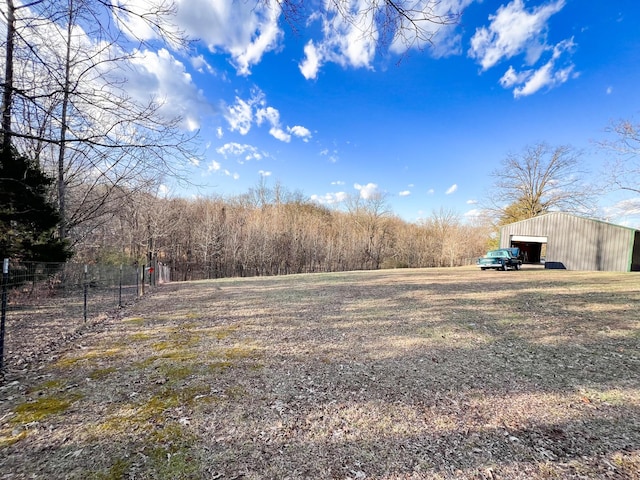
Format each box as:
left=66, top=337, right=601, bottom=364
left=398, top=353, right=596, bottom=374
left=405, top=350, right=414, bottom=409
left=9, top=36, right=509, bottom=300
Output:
left=344, top=192, right=394, bottom=269
left=2, top=0, right=195, bottom=246
left=601, top=120, right=640, bottom=195
left=486, top=143, right=596, bottom=224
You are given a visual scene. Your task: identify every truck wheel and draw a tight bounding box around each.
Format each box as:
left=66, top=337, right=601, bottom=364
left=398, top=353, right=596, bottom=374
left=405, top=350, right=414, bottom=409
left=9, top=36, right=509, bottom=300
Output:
left=502, top=263, right=508, bottom=271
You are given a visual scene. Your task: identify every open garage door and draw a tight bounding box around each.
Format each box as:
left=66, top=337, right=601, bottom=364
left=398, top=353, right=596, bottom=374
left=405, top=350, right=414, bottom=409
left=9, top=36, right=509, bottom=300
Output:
left=510, top=235, right=547, bottom=264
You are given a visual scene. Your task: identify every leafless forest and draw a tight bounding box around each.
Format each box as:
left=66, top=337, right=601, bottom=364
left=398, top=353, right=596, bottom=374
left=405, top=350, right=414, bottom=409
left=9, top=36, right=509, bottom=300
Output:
left=79, top=186, right=491, bottom=280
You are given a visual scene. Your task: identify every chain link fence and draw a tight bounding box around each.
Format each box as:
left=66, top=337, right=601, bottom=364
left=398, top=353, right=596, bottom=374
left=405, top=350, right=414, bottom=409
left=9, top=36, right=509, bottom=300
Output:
left=0, top=259, right=170, bottom=374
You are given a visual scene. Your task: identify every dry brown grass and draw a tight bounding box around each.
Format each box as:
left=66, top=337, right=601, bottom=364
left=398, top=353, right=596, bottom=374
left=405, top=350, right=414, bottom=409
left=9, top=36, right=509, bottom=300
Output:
left=1, top=266, right=639, bottom=479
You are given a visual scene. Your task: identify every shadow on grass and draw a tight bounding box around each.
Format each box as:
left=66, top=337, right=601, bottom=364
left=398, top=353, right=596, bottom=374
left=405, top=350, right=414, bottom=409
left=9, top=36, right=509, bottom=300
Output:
left=1, top=269, right=638, bottom=479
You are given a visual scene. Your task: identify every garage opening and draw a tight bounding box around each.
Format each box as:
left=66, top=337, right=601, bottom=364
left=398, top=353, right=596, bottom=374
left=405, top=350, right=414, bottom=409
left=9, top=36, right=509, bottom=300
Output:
left=510, top=235, right=548, bottom=264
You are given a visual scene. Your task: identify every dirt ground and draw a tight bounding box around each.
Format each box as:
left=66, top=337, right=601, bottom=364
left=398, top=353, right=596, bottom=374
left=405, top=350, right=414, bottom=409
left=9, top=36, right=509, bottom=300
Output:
left=1, top=267, right=639, bottom=479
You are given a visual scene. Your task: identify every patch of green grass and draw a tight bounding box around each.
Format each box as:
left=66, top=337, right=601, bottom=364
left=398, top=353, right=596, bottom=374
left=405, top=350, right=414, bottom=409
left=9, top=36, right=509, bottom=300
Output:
left=144, top=436, right=201, bottom=479
left=94, top=393, right=180, bottom=436
left=12, top=394, right=83, bottom=424
left=86, top=421, right=202, bottom=478
left=152, top=332, right=201, bottom=352
left=123, top=317, right=145, bottom=325
left=211, top=325, right=238, bottom=340
left=159, top=350, right=198, bottom=362
left=129, top=332, right=152, bottom=341
left=224, top=345, right=258, bottom=360
left=89, top=367, right=118, bottom=380
left=149, top=421, right=197, bottom=447
left=87, top=458, right=132, bottom=480
left=174, top=384, right=213, bottom=405
left=0, top=430, right=27, bottom=448
left=578, top=388, right=632, bottom=406
left=131, top=356, right=158, bottom=370
left=55, top=348, right=122, bottom=368
left=157, top=363, right=195, bottom=381
left=205, top=360, right=232, bottom=372
left=37, top=379, right=65, bottom=390
left=611, top=452, right=640, bottom=476
left=151, top=340, right=172, bottom=351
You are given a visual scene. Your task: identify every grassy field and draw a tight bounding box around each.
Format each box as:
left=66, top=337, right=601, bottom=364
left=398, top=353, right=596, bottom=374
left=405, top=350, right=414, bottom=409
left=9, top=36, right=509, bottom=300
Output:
left=1, top=266, right=639, bottom=479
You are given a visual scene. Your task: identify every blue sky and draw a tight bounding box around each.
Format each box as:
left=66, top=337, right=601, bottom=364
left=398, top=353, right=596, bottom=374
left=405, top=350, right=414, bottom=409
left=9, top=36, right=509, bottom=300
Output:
left=119, top=0, right=640, bottom=226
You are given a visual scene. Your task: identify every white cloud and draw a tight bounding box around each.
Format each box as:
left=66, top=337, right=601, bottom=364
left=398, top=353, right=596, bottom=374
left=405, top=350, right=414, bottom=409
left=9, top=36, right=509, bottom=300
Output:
left=320, top=148, right=340, bottom=163
left=216, top=143, right=264, bottom=163
left=289, top=125, right=312, bottom=142
left=300, top=41, right=321, bottom=80
left=115, top=48, right=212, bottom=132
left=331, top=180, right=345, bottom=186
left=399, top=190, right=411, bottom=197
left=225, top=97, right=254, bottom=135
left=256, top=106, right=291, bottom=142
left=299, top=1, right=378, bottom=78
left=224, top=90, right=309, bottom=142
left=122, top=0, right=471, bottom=81
left=172, top=0, right=283, bottom=76
left=445, top=184, right=458, bottom=195
left=311, top=192, right=348, bottom=205
left=207, top=160, right=239, bottom=181
left=606, top=86, right=613, bottom=95
left=299, top=0, right=472, bottom=78
left=255, top=105, right=280, bottom=126
left=469, top=0, right=566, bottom=70
left=190, top=54, right=214, bottom=74
left=609, top=198, right=640, bottom=216
left=258, top=170, right=272, bottom=177
left=499, top=65, right=530, bottom=88
left=504, top=39, right=577, bottom=97
left=9, top=9, right=208, bottom=134
left=466, top=199, right=478, bottom=205
left=354, top=182, right=379, bottom=199
left=470, top=0, right=577, bottom=97
left=512, top=61, right=574, bottom=98
left=427, top=189, right=435, bottom=195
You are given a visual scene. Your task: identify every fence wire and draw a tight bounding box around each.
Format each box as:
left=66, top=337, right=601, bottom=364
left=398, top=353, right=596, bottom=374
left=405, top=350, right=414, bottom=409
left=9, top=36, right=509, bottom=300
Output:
left=0, top=260, right=168, bottom=374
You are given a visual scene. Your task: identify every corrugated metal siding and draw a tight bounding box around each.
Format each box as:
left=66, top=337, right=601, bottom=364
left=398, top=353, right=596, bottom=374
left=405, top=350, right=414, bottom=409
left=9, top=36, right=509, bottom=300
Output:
left=500, top=212, right=636, bottom=271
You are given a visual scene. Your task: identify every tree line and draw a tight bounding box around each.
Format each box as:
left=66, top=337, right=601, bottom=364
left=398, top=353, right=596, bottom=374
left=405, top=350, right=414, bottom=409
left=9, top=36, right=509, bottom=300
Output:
left=80, top=184, right=490, bottom=280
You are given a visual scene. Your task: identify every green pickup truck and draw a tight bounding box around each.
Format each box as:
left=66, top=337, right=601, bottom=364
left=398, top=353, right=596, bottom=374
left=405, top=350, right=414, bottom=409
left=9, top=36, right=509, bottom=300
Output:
left=477, top=248, right=523, bottom=271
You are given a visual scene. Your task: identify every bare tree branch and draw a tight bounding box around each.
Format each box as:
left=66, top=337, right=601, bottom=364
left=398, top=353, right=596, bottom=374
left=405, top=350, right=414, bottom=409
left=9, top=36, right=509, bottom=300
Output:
left=486, top=143, right=598, bottom=224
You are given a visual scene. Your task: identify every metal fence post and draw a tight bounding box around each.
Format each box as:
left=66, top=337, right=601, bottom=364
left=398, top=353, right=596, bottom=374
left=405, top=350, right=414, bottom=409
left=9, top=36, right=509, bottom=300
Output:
left=118, top=264, right=123, bottom=307
left=135, top=263, right=140, bottom=297
left=141, top=264, right=145, bottom=297
left=1, top=259, right=9, bottom=373
left=83, top=265, right=88, bottom=322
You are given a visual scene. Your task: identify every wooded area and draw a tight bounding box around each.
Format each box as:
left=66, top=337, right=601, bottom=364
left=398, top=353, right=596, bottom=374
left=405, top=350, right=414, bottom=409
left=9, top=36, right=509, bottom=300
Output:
left=80, top=185, right=491, bottom=280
